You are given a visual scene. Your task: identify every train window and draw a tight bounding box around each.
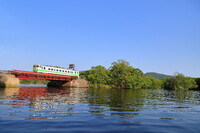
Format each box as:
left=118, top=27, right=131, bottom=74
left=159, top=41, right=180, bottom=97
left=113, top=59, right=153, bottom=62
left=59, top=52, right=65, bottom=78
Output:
left=48, top=68, right=50, bottom=70
left=57, top=69, right=58, bottom=71
left=44, top=67, right=46, bottom=69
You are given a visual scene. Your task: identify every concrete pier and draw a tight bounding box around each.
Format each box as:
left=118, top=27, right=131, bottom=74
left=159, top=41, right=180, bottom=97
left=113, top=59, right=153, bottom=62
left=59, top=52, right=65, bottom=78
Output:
left=0, top=73, right=20, bottom=88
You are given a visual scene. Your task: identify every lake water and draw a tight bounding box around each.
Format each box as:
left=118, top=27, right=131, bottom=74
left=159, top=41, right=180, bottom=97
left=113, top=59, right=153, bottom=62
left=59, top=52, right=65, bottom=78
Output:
left=0, top=86, right=200, bottom=133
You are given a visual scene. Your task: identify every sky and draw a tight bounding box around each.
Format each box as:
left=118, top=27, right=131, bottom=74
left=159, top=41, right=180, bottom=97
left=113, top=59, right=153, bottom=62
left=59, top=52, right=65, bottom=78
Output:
left=0, top=0, right=200, bottom=77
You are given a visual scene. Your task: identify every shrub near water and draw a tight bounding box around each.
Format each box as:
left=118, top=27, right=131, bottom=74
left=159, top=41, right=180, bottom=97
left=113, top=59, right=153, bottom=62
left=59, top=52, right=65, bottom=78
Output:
left=80, top=65, right=111, bottom=88
left=162, top=73, right=197, bottom=90
left=195, top=78, right=200, bottom=89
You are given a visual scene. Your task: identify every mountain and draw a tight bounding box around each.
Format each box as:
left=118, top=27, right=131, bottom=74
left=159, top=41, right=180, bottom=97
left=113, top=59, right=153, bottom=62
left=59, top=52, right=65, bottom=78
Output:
left=145, top=72, right=172, bottom=80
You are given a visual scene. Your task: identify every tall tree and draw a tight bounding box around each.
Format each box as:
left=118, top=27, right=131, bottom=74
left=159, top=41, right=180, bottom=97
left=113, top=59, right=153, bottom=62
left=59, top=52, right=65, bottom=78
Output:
left=109, top=60, right=144, bottom=89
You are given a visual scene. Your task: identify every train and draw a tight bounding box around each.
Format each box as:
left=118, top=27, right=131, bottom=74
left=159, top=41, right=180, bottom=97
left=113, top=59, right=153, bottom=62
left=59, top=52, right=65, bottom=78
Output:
left=33, top=64, right=79, bottom=77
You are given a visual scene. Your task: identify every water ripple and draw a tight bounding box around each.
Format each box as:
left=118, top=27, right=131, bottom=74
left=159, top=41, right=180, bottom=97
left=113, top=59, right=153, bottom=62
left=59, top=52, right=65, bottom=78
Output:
left=0, top=87, right=200, bottom=132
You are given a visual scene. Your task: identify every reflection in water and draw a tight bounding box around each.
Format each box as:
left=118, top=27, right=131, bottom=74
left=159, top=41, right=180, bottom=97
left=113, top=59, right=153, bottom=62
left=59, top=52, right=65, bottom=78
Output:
left=163, top=90, right=196, bottom=103
left=0, top=87, right=199, bottom=120
left=0, top=87, right=88, bottom=120
left=0, top=87, right=19, bottom=97
left=0, top=87, right=200, bottom=133
left=87, top=88, right=145, bottom=119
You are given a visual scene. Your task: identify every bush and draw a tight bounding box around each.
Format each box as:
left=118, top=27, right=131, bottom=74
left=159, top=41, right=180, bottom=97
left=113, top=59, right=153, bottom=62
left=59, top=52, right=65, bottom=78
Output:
left=162, top=73, right=197, bottom=90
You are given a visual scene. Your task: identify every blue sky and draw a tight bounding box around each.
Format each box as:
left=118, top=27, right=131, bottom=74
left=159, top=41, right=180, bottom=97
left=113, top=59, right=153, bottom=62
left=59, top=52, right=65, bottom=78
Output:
left=0, top=0, right=200, bottom=77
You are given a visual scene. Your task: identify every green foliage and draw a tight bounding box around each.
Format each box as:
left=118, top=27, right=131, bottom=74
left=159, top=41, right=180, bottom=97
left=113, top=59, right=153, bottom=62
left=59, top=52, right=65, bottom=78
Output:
left=109, top=60, right=144, bottom=89
left=145, top=72, right=172, bottom=80
left=195, top=78, right=200, bottom=89
left=80, top=65, right=111, bottom=88
left=142, top=76, right=162, bottom=89
left=80, top=60, right=198, bottom=90
left=162, top=73, right=197, bottom=90
left=81, top=60, right=162, bottom=89
left=20, top=79, right=49, bottom=85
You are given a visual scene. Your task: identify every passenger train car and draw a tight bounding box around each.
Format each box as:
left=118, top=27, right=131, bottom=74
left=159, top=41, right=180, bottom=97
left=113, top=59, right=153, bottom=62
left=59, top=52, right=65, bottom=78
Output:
left=33, top=64, right=79, bottom=77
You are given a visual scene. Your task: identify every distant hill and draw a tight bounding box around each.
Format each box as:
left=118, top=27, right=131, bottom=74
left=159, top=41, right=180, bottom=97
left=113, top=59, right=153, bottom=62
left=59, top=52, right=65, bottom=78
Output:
left=145, top=72, right=172, bottom=80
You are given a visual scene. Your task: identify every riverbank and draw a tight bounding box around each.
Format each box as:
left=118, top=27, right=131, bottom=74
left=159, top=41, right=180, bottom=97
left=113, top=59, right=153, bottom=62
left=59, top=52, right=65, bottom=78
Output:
left=80, top=60, right=199, bottom=90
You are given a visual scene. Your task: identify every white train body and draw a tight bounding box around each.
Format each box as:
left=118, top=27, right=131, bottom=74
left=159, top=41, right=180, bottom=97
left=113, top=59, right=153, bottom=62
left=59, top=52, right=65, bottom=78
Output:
left=33, top=64, right=79, bottom=77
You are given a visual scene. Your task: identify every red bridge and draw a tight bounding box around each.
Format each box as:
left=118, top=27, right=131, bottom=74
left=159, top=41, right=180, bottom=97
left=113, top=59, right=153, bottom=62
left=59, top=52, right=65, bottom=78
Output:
left=8, top=70, right=72, bottom=81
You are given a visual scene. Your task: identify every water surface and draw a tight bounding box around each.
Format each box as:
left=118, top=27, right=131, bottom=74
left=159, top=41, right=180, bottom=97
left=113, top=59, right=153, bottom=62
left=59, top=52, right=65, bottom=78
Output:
left=0, top=86, right=200, bottom=133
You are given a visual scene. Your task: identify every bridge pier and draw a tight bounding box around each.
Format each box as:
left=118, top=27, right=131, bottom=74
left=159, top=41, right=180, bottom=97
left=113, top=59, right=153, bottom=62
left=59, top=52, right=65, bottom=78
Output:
left=0, top=73, right=20, bottom=88
left=47, top=79, right=89, bottom=88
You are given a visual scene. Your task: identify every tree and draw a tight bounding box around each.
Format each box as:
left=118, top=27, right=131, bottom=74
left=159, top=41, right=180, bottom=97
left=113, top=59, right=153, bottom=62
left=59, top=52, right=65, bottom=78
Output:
left=162, top=73, right=197, bottom=90
left=142, top=76, right=162, bottom=89
left=109, top=60, right=144, bottom=89
left=80, top=65, right=111, bottom=87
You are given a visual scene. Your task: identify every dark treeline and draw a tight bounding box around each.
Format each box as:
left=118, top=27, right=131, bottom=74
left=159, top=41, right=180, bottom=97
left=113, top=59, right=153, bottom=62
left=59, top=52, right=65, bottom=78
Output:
left=20, top=79, right=49, bottom=85
left=195, top=78, right=200, bottom=89
left=80, top=60, right=198, bottom=90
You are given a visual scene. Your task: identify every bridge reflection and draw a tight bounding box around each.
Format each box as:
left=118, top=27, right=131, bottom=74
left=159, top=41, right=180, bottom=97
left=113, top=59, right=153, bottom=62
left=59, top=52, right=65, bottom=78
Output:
left=0, top=87, right=88, bottom=110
